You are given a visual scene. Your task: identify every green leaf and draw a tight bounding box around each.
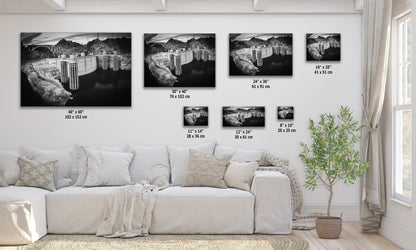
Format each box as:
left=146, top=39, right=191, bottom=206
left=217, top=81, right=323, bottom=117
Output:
left=299, top=106, right=369, bottom=213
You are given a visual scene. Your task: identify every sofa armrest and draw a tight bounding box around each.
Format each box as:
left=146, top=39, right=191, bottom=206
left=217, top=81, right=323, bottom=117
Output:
left=251, top=171, right=292, bottom=234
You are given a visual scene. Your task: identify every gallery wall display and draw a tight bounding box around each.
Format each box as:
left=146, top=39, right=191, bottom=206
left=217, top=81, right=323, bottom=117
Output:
left=229, top=33, right=293, bottom=76
left=306, top=33, right=341, bottom=61
left=183, top=106, right=209, bottom=126
left=223, top=106, right=265, bottom=127
left=20, top=32, right=132, bottom=106
left=144, top=33, right=216, bottom=87
left=278, top=106, right=294, bottom=120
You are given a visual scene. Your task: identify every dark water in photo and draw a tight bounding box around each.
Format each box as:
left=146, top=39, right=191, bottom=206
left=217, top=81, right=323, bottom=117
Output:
left=21, top=69, right=131, bottom=106
left=307, top=47, right=341, bottom=61
left=223, top=117, right=265, bottom=127
left=184, top=116, right=208, bottom=126
left=144, top=60, right=215, bottom=87
left=230, top=54, right=293, bottom=76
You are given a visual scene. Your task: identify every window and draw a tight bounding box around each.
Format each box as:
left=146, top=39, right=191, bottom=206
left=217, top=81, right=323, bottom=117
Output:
left=393, top=13, right=412, bottom=203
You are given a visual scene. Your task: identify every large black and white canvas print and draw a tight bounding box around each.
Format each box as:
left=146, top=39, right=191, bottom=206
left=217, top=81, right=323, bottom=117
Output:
left=223, top=106, right=265, bottom=127
left=184, top=106, right=208, bottom=126
left=277, top=106, right=294, bottom=120
left=229, top=33, right=293, bottom=76
left=144, top=34, right=215, bottom=87
left=306, top=33, right=341, bottom=61
left=21, top=33, right=131, bottom=106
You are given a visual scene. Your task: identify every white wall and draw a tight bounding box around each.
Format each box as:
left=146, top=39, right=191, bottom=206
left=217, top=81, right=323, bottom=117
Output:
left=0, top=0, right=358, bottom=13
left=0, top=12, right=362, bottom=218
left=379, top=0, right=416, bottom=249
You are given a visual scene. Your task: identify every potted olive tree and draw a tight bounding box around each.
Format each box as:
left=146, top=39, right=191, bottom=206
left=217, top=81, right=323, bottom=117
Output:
left=299, top=106, right=368, bottom=239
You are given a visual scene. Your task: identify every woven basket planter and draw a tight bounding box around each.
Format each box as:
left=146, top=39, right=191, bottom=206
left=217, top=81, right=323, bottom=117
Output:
left=315, top=216, right=342, bottom=239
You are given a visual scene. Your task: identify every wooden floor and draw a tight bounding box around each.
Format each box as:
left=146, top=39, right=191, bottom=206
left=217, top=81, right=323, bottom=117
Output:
left=294, top=222, right=402, bottom=250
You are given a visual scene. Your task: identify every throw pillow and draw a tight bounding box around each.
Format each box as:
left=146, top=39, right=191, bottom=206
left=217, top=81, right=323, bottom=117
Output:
left=21, top=146, right=77, bottom=189
left=128, top=145, right=170, bottom=187
left=75, top=145, right=127, bottom=186
left=83, top=148, right=133, bottom=187
left=168, top=142, right=216, bottom=186
left=224, top=161, right=259, bottom=191
left=182, top=149, right=232, bottom=188
left=0, top=150, right=20, bottom=185
left=0, top=174, right=7, bottom=187
left=214, top=144, right=263, bottom=163
left=15, top=157, right=56, bottom=191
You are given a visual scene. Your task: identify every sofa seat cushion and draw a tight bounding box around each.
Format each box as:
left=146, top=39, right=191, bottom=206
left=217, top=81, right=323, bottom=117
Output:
left=0, top=186, right=50, bottom=245
left=150, top=186, right=255, bottom=234
left=47, top=186, right=255, bottom=235
left=46, top=186, right=120, bottom=234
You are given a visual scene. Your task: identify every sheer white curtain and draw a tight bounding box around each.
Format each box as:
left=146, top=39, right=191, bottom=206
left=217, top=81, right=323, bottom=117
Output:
left=360, top=0, right=392, bottom=231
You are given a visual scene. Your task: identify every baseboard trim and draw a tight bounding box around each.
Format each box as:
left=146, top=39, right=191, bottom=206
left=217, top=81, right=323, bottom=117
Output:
left=379, top=216, right=416, bottom=250
left=302, top=204, right=359, bottom=222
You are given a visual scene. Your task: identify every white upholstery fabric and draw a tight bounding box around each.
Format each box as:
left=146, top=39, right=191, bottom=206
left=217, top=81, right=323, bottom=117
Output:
left=0, top=150, right=20, bottom=185
left=0, top=186, right=49, bottom=245
left=168, top=142, right=216, bottom=185
left=21, top=146, right=77, bottom=189
left=46, top=186, right=254, bottom=235
left=251, top=171, right=292, bottom=234
left=83, top=149, right=133, bottom=187
left=214, top=144, right=263, bottom=163
left=46, top=186, right=120, bottom=234
left=128, top=145, right=170, bottom=187
left=150, top=186, right=254, bottom=234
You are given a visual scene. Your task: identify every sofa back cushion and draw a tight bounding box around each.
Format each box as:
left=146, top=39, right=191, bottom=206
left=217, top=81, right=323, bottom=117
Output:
left=214, top=144, right=263, bottom=163
left=21, top=146, right=77, bottom=189
left=0, top=151, right=20, bottom=185
left=128, top=145, right=170, bottom=187
left=168, top=142, right=216, bottom=186
left=83, top=148, right=133, bottom=187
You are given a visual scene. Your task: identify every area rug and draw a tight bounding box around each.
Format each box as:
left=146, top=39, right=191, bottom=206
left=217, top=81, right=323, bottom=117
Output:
left=20, top=234, right=309, bottom=250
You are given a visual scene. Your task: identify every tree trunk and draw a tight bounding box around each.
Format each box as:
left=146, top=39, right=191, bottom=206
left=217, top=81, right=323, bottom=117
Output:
left=327, top=185, right=333, bottom=216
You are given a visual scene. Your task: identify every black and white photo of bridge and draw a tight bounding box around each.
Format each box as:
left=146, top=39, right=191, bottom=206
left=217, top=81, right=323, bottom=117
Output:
left=229, top=33, right=293, bottom=76
left=21, top=32, right=131, bottom=106
left=144, top=33, right=215, bottom=87
left=277, top=106, right=294, bottom=120
left=306, top=33, right=341, bottom=61
left=223, top=106, right=265, bottom=127
left=184, top=106, right=208, bottom=126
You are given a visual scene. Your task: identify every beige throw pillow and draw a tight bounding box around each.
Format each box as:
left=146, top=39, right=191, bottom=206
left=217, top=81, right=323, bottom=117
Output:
left=0, top=174, right=7, bottom=187
left=182, top=149, right=232, bottom=188
left=224, top=161, right=259, bottom=191
left=16, top=157, right=56, bottom=191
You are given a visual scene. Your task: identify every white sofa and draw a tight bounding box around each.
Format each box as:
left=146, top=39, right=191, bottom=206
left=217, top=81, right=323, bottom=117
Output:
left=0, top=144, right=292, bottom=245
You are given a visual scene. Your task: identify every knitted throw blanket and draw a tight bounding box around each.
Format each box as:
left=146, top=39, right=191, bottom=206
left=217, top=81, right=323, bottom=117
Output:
left=260, top=151, right=324, bottom=230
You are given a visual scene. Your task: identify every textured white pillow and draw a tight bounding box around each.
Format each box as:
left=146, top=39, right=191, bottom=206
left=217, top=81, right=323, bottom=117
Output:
left=16, top=157, right=57, bottom=191
left=128, top=145, right=170, bottom=187
left=21, top=146, right=77, bottom=189
left=214, top=144, right=263, bottom=163
left=75, top=145, right=127, bottom=186
left=168, top=142, right=216, bottom=186
left=83, top=148, right=133, bottom=187
left=224, top=161, right=259, bottom=191
left=0, top=151, right=20, bottom=185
